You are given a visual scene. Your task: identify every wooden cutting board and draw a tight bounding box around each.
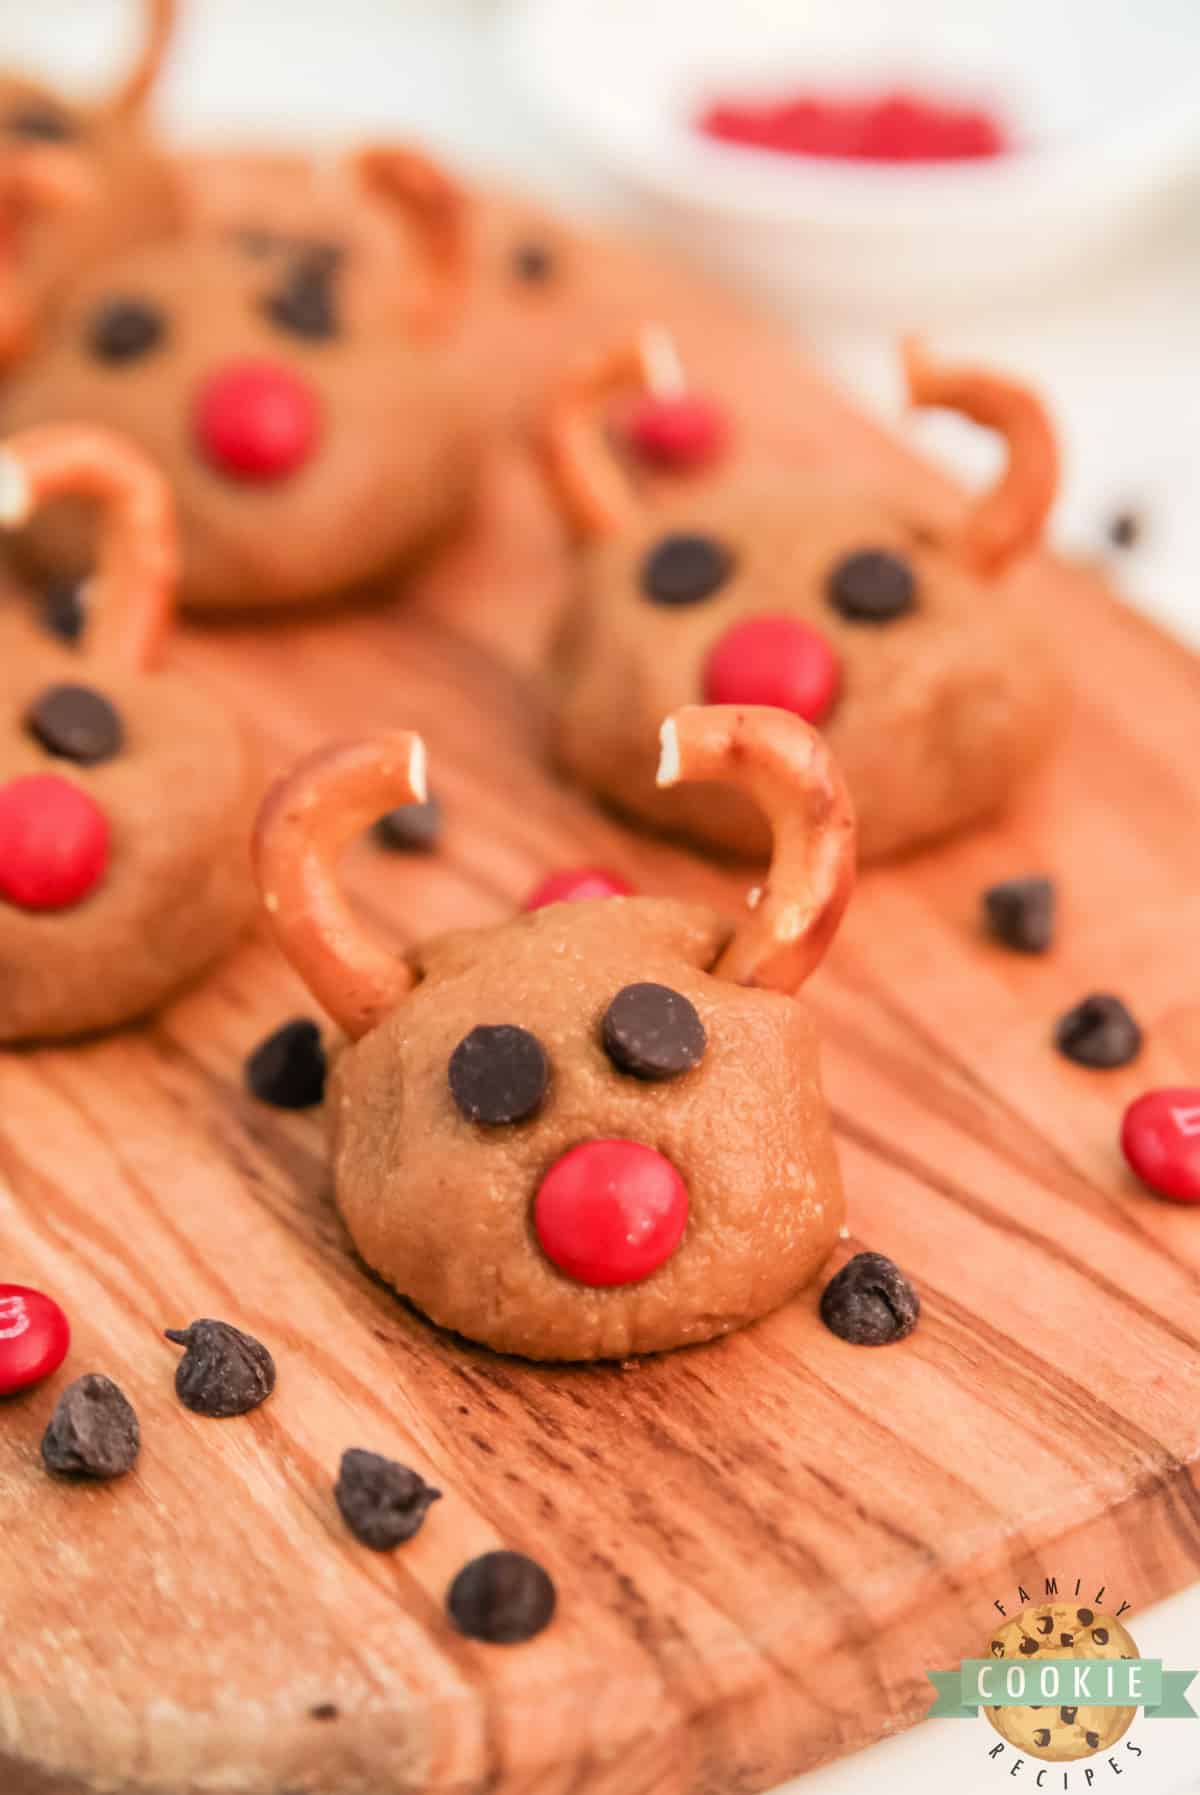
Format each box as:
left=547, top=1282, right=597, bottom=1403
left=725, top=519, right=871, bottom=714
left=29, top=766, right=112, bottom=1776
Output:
left=2, top=317, right=1200, bottom=1795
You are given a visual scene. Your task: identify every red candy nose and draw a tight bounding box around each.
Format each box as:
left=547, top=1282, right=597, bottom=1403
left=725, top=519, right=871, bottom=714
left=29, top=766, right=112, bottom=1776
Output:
left=523, top=866, right=634, bottom=910
left=193, top=358, right=321, bottom=482
left=534, top=1139, right=688, bottom=1286
left=703, top=614, right=840, bottom=723
left=626, top=394, right=729, bottom=472
left=0, top=774, right=109, bottom=911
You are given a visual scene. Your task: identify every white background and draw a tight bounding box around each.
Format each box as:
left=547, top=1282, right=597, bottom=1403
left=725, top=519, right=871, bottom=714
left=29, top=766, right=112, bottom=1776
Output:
left=4, top=4, right=1198, bottom=1792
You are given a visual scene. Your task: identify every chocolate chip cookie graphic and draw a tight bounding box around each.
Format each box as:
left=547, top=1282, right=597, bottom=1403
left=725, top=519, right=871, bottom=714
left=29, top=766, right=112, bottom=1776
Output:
left=985, top=1605, right=1138, bottom=1761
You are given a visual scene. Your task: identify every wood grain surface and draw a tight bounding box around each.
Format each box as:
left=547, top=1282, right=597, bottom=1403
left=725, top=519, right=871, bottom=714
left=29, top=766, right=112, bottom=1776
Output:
left=2, top=221, right=1200, bottom=1795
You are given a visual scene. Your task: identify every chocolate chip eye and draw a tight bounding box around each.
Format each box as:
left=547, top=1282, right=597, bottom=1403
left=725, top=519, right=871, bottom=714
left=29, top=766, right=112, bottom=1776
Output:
left=449, top=1025, right=548, bottom=1126
left=512, top=241, right=555, bottom=283
left=827, top=549, right=916, bottom=622
left=87, top=298, right=167, bottom=364
left=6, top=104, right=77, bottom=142
left=640, top=533, right=735, bottom=606
left=40, top=578, right=86, bottom=645
left=602, top=983, right=707, bottom=1081
left=25, top=684, right=123, bottom=765
left=263, top=263, right=339, bottom=341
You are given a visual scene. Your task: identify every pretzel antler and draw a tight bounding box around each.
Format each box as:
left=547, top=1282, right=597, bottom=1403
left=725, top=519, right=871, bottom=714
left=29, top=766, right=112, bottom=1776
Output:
left=253, top=733, right=427, bottom=1040
left=354, top=145, right=470, bottom=339
left=0, top=424, right=178, bottom=670
left=0, top=150, right=94, bottom=369
left=904, top=337, right=1059, bottom=577
left=109, top=0, right=178, bottom=116
left=657, top=706, right=856, bottom=994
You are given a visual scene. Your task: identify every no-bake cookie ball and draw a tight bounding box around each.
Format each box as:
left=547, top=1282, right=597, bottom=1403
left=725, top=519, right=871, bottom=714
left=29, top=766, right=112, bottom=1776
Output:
left=985, top=1605, right=1138, bottom=1762
left=0, top=0, right=182, bottom=372
left=544, top=336, right=1062, bottom=863
left=254, top=705, right=855, bottom=1360
left=0, top=423, right=256, bottom=1042
left=0, top=148, right=479, bottom=612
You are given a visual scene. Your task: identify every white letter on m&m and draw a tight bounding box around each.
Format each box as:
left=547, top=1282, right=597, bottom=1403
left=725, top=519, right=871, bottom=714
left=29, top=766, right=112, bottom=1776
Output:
left=1171, top=1106, right=1200, bottom=1137
left=0, top=1294, right=30, bottom=1341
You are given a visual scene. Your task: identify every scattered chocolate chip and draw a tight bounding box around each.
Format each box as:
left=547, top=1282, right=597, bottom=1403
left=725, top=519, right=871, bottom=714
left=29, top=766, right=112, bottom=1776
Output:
left=164, top=1319, right=276, bottom=1417
left=1060, top=1707, right=1078, bottom=1725
left=334, top=1448, right=441, bottom=1551
left=640, top=533, right=735, bottom=606
left=1033, top=1729, right=1051, bottom=1748
left=41, top=1373, right=140, bottom=1480
left=264, top=263, right=339, bottom=341
left=602, top=982, right=707, bottom=1081
left=40, top=578, right=86, bottom=645
left=87, top=297, right=167, bottom=363
left=826, top=549, right=916, bottom=622
left=372, top=793, right=442, bottom=853
left=991, top=1640, right=1005, bottom=1657
left=446, top=1549, right=556, bottom=1644
left=310, top=1703, right=338, bottom=1722
left=983, top=876, right=1056, bottom=954
left=1086, top=1732, right=1100, bottom=1750
left=1054, top=994, right=1143, bottom=1069
left=1020, top=1637, right=1040, bottom=1656
left=1108, top=510, right=1142, bottom=551
left=245, top=1018, right=327, bottom=1109
left=512, top=241, right=555, bottom=283
left=449, top=1025, right=548, bottom=1126
left=26, top=683, right=123, bottom=766
left=1092, top=1626, right=1109, bottom=1645
left=1077, top=1607, right=1094, bottom=1625
left=1060, top=1633, right=1074, bottom=1647
left=7, top=104, right=77, bottom=142
left=819, top=1252, right=920, bottom=1346
left=1037, top=1614, right=1054, bottom=1633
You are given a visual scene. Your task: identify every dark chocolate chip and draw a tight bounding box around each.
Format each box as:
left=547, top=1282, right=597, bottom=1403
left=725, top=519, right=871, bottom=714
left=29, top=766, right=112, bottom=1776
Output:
left=819, top=1252, right=920, bottom=1346
left=1092, top=1626, right=1109, bottom=1645
left=40, top=578, right=86, bottom=645
left=1060, top=1707, right=1078, bottom=1724
left=827, top=549, right=916, bottom=623
left=602, top=982, right=707, bottom=1081
left=1033, top=1729, right=1051, bottom=1748
left=448, top=1025, right=548, bottom=1126
left=310, top=1703, right=339, bottom=1721
left=164, top=1319, right=276, bottom=1417
left=1077, top=1607, right=1094, bottom=1625
left=1037, top=1614, right=1054, bottom=1633
left=87, top=297, right=167, bottom=363
left=245, top=1019, right=327, bottom=1109
left=640, top=533, right=735, bottom=606
left=26, top=683, right=123, bottom=765
left=334, top=1448, right=441, bottom=1551
left=1054, top=994, right=1142, bottom=1069
left=372, top=793, right=442, bottom=853
left=263, top=264, right=339, bottom=341
left=991, top=1640, right=1005, bottom=1657
left=7, top=104, right=77, bottom=142
left=1086, top=1732, right=1100, bottom=1749
left=1108, top=510, right=1142, bottom=550
left=446, top=1549, right=556, bottom=1644
left=1060, top=1633, right=1074, bottom=1647
left=512, top=241, right=555, bottom=283
left=41, top=1373, right=140, bottom=1480
left=983, top=876, right=1056, bottom=954
left=1020, top=1637, right=1040, bottom=1656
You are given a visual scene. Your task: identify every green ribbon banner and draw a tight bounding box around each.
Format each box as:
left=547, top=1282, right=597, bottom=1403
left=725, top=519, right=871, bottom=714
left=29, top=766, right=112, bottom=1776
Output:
left=928, top=1659, right=1197, bottom=1720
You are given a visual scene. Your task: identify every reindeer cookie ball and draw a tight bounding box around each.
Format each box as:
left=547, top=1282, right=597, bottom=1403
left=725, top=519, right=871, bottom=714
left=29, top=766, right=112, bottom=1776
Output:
left=0, top=424, right=256, bottom=1042
left=545, top=338, right=1062, bottom=863
left=1, top=149, right=478, bottom=612
left=0, top=0, right=181, bottom=372
left=255, top=707, right=854, bottom=1361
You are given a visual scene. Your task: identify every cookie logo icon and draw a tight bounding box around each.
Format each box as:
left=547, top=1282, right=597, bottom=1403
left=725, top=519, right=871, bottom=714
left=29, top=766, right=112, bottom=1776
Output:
left=984, top=1605, right=1138, bottom=1762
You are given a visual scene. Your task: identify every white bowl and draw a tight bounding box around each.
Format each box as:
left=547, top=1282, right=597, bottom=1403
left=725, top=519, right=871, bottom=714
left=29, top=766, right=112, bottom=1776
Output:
left=503, top=0, right=1200, bottom=322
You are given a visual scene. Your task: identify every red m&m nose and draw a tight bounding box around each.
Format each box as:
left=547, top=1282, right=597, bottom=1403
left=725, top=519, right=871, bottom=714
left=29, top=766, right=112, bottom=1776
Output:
left=0, top=774, right=109, bottom=910
left=0, top=1285, right=70, bottom=1396
left=193, top=358, right=321, bottom=482
left=523, top=866, right=634, bottom=911
left=534, top=1139, right=688, bottom=1286
left=626, top=394, right=729, bottom=472
left=1121, top=1088, right=1200, bottom=1203
left=703, top=614, right=840, bottom=722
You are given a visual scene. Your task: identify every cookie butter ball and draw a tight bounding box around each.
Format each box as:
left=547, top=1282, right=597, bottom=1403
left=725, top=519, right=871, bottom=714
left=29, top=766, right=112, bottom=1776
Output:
left=254, top=706, right=856, bottom=1361
left=0, top=0, right=182, bottom=370
left=544, top=337, right=1062, bottom=863
left=1, top=149, right=479, bottom=612
left=0, top=424, right=256, bottom=1042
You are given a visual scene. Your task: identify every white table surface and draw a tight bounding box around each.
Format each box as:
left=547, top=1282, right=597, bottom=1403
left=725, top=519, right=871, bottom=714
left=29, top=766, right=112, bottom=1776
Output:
left=6, top=6, right=1199, bottom=1793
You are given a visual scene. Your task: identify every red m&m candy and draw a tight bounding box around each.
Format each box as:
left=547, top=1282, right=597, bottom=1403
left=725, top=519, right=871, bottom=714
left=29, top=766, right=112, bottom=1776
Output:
left=703, top=614, right=840, bottom=723
left=534, top=1139, right=688, bottom=1286
left=0, top=774, right=110, bottom=910
left=193, top=359, right=322, bottom=482
left=523, top=867, right=634, bottom=911
left=626, top=393, right=729, bottom=472
left=0, top=1285, right=70, bottom=1396
left=1121, top=1089, right=1200, bottom=1203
